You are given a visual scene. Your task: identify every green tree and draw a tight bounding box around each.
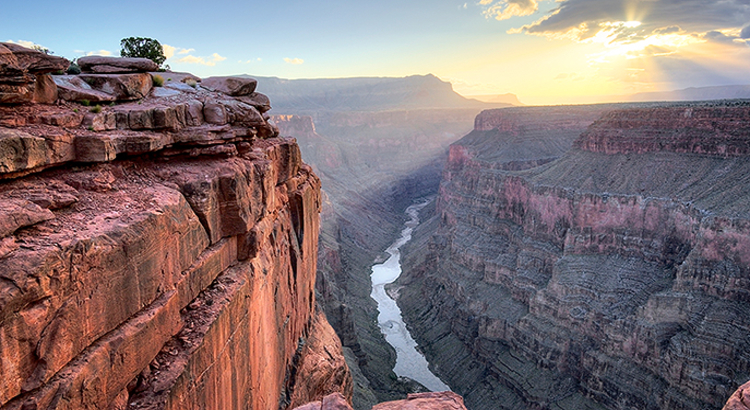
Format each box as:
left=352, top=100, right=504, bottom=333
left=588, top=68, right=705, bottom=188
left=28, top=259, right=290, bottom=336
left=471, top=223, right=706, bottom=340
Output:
left=120, top=37, right=166, bottom=67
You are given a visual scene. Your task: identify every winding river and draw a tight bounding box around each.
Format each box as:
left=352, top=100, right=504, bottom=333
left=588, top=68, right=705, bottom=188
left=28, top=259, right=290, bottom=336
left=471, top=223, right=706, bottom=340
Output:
left=369, top=200, right=450, bottom=392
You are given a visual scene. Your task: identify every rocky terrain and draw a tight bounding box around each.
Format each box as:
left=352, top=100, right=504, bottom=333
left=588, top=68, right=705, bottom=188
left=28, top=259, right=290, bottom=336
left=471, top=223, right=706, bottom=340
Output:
left=0, top=44, right=469, bottom=410
left=397, top=101, right=750, bottom=409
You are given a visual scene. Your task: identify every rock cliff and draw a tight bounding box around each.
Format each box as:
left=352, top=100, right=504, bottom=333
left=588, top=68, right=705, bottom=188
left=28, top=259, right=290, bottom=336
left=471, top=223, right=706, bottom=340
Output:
left=398, top=102, right=750, bottom=409
left=0, top=45, right=348, bottom=410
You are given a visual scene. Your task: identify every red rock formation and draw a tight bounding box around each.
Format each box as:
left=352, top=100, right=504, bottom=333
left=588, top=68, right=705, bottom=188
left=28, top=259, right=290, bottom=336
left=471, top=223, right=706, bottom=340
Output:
left=291, top=392, right=467, bottom=410
left=0, top=47, right=351, bottom=410
left=725, top=381, right=750, bottom=410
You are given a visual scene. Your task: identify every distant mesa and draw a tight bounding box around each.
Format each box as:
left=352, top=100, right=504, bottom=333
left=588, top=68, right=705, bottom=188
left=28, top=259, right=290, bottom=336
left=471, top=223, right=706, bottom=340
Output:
left=241, top=74, right=513, bottom=113
left=626, top=84, right=750, bottom=103
left=462, top=93, right=524, bottom=106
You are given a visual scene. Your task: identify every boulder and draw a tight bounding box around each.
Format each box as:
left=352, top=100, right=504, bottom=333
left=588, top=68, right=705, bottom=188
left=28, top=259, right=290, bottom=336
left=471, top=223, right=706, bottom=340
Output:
left=78, top=56, right=158, bottom=73
left=371, top=392, right=467, bottom=410
left=77, top=73, right=152, bottom=101
left=53, top=75, right=117, bottom=103
left=724, top=381, right=750, bottom=410
left=201, top=76, right=257, bottom=96
left=237, top=92, right=272, bottom=113
left=32, top=74, right=58, bottom=104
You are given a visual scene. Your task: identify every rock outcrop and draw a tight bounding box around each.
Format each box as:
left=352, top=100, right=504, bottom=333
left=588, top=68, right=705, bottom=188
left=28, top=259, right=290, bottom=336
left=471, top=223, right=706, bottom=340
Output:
left=292, top=392, right=467, bottom=410
left=398, top=102, right=750, bottom=410
left=0, top=42, right=69, bottom=104
left=0, top=47, right=350, bottom=410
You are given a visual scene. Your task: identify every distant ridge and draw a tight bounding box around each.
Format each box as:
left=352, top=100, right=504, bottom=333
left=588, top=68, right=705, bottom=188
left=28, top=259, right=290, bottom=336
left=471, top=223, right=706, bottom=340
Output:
left=627, top=84, right=750, bottom=102
left=463, top=93, right=524, bottom=106
left=239, top=74, right=511, bottom=113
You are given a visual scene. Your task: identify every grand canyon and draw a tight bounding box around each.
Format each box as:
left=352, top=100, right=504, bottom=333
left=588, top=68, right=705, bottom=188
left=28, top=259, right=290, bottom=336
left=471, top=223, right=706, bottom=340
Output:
left=2, top=37, right=750, bottom=410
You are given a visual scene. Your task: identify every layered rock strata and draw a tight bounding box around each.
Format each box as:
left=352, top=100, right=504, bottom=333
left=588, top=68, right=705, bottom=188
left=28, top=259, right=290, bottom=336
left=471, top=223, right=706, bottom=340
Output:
left=0, top=47, right=351, bottom=410
left=398, top=102, right=750, bottom=410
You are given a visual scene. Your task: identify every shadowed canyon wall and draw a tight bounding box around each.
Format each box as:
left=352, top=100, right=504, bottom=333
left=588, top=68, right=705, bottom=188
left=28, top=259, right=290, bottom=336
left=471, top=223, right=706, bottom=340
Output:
left=398, top=101, right=750, bottom=410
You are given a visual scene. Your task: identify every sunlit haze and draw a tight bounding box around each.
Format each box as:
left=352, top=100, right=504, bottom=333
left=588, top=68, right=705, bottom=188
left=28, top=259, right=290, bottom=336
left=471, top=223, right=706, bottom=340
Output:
left=4, top=0, right=750, bottom=105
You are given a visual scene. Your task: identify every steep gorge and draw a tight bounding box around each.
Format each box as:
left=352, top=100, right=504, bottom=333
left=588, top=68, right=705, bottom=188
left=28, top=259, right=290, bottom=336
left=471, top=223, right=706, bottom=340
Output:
left=397, top=101, right=750, bottom=409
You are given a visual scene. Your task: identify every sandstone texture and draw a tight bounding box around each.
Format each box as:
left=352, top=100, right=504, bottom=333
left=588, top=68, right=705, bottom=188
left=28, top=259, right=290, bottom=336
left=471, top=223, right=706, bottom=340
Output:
left=398, top=102, right=750, bottom=410
left=0, top=48, right=353, bottom=410
left=724, top=380, right=750, bottom=410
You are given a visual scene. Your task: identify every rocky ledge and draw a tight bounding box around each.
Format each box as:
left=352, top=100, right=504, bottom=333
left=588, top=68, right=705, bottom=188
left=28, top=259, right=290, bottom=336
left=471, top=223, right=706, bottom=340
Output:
left=575, top=103, right=750, bottom=156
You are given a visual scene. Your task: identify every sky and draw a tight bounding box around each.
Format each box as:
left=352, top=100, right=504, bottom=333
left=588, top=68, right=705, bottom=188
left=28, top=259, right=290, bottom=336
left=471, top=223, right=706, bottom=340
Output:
left=3, top=0, right=750, bottom=105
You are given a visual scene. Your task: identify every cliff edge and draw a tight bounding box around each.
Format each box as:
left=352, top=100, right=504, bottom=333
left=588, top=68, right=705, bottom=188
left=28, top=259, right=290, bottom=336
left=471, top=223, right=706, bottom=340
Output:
left=0, top=44, right=351, bottom=410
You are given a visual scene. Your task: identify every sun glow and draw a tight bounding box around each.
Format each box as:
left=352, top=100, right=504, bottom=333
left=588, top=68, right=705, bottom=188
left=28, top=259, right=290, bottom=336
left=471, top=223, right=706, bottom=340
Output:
left=585, top=21, right=703, bottom=64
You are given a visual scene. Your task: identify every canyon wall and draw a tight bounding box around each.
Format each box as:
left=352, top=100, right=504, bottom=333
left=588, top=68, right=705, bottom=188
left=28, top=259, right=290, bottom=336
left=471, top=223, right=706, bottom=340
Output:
left=398, top=102, right=750, bottom=409
left=0, top=47, right=350, bottom=410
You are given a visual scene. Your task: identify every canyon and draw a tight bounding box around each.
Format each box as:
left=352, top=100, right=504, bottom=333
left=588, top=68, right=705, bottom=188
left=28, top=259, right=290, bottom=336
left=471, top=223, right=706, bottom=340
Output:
left=3, top=42, right=750, bottom=410
left=396, top=101, right=750, bottom=409
left=265, top=75, right=507, bottom=408
left=0, top=44, right=468, bottom=410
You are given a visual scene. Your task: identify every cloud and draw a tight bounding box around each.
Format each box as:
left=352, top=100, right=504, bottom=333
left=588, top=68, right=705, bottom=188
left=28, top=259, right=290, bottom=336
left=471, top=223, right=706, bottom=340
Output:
left=165, top=45, right=227, bottom=66
left=86, top=50, right=113, bottom=56
left=6, top=39, right=47, bottom=50
left=163, top=44, right=198, bottom=59
left=239, top=58, right=262, bottom=64
left=512, top=0, right=750, bottom=41
left=741, top=24, right=750, bottom=39
left=284, top=57, right=304, bottom=65
left=176, top=52, right=227, bottom=66
left=481, top=0, right=538, bottom=21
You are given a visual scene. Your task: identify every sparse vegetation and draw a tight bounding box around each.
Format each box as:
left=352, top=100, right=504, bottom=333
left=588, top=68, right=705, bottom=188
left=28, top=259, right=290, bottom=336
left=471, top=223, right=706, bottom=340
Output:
left=90, top=105, right=102, bottom=113
left=186, top=79, right=198, bottom=88
left=66, top=60, right=81, bottom=75
left=80, top=99, right=91, bottom=107
left=152, top=74, right=164, bottom=87
left=120, top=37, right=166, bottom=67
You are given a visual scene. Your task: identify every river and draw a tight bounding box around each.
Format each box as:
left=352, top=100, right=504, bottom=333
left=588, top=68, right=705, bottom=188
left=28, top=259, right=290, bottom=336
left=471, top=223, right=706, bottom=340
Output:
left=369, top=199, right=450, bottom=392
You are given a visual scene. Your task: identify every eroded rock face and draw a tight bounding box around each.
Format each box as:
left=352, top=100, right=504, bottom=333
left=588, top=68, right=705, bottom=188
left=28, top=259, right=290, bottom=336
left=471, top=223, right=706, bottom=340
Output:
left=0, top=42, right=69, bottom=104
left=398, top=102, right=750, bottom=410
left=0, top=66, right=354, bottom=410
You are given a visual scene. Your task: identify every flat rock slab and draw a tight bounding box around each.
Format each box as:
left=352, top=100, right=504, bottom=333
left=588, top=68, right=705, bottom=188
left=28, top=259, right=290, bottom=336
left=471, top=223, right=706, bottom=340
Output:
left=53, top=75, right=117, bottom=102
left=78, top=73, right=152, bottom=101
left=0, top=198, right=54, bottom=238
left=78, top=56, right=158, bottom=73
left=201, top=76, right=257, bottom=96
